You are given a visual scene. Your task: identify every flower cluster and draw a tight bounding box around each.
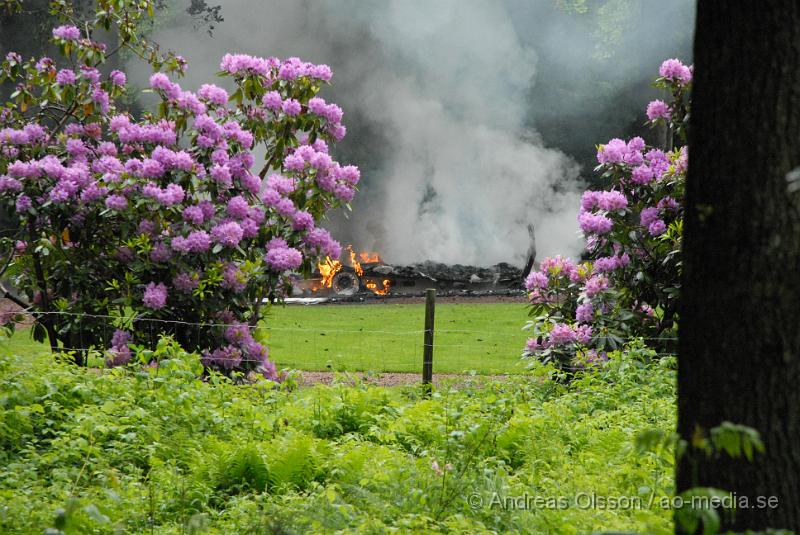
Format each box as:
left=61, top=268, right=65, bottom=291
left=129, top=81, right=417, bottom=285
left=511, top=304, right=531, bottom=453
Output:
left=523, top=58, right=689, bottom=370
left=0, top=13, right=359, bottom=378
left=105, top=329, right=132, bottom=367
left=647, top=57, right=692, bottom=138
left=200, top=320, right=275, bottom=378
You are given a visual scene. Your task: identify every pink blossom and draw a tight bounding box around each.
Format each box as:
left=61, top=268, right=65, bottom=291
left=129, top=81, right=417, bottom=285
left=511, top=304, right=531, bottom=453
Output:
left=281, top=98, right=301, bottom=116
left=597, top=190, right=627, bottom=211
left=627, top=137, right=645, bottom=152
left=221, top=264, right=247, bottom=292
left=143, top=282, right=168, bottom=310
left=265, top=247, right=303, bottom=271
left=211, top=221, right=244, bottom=247
left=138, top=220, right=156, bottom=235
left=539, top=256, right=576, bottom=277
left=52, top=25, right=80, bottom=40
left=56, top=69, right=76, bottom=86
left=310, top=152, right=333, bottom=171
left=549, top=323, right=576, bottom=346
left=219, top=53, right=270, bottom=77
left=15, top=194, right=31, bottom=212
left=267, top=174, right=296, bottom=194
left=173, top=272, right=199, bottom=293
left=631, top=165, right=654, bottom=185
left=109, top=70, right=127, bottom=86
left=648, top=219, right=667, bottom=236
left=291, top=210, right=314, bottom=231
left=149, top=73, right=181, bottom=100
left=308, top=97, right=327, bottom=115
left=186, top=230, right=212, bottom=252
left=576, top=303, right=594, bottom=323
left=266, top=237, right=288, bottom=251
left=283, top=154, right=305, bottom=171
left=183, top=205, right=205, bottom=225
left=659, top=58, right=692, bottom=85
left=0, top=176, right=22, bottom=193
left=226, top=195, right=250, bottom=219
left=310, top=64, right=332, bottom=81
left=596, top=138, right=627, bottom=164
left=581, top=191, right=601, bottom=211
left=323, top=103, right=343, bottom=123
left=575, top=324, right=593, bottom=344
left=275, top=198, right=296, bottom=217
left=240, top=218, right=259, bottom=238
left=584, top=275, right=609, bottom=297
left=262, top=91, right=282, bottom=110
left=198, top=83, right=228, bottom=106
left=525, top=271, right=548, bottom=291
left=211, top=164, right=232, bottom=188
left=105, top=194, right=127, bottom=210
left=646, top=100, right=671, bottom=121
left=639, top=207, right=660, bottom=227
left=336, top=165, right=360, bottom=185
left=304, top=228, right=341, bottom=258
left=578, top=212, right=613, bottom=235
left=177, top=91, right=206, bottom=115
left=525, top=338, right=541, bottom=353
left=328, top=123, right=347, bottom=141
left=156, top=184, right=185, bottom=206
left=80, top=66, right=101, bottom=83
left=261, top=188, right=280, bottom=207
left=240, top=172, right=261, bottom=194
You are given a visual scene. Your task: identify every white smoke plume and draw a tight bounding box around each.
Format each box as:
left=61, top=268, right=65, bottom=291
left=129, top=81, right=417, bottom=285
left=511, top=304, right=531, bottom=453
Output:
left=135, top=0, right=693, bottom=266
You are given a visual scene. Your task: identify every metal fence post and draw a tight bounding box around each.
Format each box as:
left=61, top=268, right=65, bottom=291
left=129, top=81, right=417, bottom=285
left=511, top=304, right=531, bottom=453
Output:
left=422, top=288, right=435, bottom=391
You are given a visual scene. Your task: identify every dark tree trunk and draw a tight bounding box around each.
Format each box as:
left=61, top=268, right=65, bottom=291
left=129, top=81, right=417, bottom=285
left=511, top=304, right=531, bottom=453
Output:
left=678, top=1, right=800, bottom=531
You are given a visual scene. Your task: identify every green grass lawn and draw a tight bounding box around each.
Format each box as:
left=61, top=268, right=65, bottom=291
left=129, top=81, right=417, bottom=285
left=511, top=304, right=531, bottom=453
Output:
left=4, top=302, right=530, bottom=374
left=265, top=302, right=529, bottom=374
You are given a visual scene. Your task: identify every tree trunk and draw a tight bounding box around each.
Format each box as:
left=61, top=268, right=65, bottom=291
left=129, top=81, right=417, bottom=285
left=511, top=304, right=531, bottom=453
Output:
left=678, top=1, right=800, bottom=531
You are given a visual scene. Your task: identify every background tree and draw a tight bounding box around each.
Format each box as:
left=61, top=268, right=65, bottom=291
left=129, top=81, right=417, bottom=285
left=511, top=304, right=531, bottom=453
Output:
left=526, top=0, right=694, bottom=172
left=677, top=0, right=800, bottom=530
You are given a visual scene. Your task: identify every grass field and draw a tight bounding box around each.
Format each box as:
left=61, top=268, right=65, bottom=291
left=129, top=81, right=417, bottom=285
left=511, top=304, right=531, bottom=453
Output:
left=265, top=302, right=529, bottom=374
left=4, top=302, right=530, bottom=374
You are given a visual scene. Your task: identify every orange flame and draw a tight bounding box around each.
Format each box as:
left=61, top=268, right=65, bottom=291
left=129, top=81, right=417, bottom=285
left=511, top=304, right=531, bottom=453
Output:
left=347, top=245, right=364, bottom=276
left=311, top=246, right=391, bottom=296
left=317, top=257, right=342, bottom=288
left=358, top=251, right=381, bottom=263
left=365, top=279, right=392, bottom=296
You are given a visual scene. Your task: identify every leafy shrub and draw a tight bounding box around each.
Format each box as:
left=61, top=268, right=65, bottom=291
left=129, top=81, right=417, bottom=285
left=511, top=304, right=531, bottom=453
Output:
left=212, top=444, right=270, bottom=495
left=523, top=58, right=690, bottom=369
left=0, top=344, right=675, bottom=533
left=0, top=0, right=358, bottom=376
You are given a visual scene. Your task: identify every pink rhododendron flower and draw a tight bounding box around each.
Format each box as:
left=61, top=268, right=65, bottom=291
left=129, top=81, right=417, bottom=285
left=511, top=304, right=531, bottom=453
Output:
left=143, top=282, right=168, bottom=310
left=659, top=58, right=692, bottom=85
left=646, top=99, right=671, bottom=121
left=52, top=25, right=80, bottom=40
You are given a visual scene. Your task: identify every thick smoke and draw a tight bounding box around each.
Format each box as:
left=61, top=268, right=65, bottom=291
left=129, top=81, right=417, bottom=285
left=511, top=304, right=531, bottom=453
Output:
left=136, top=0, right=694, bottom=266
left=318, top=1, right=583, bottom=266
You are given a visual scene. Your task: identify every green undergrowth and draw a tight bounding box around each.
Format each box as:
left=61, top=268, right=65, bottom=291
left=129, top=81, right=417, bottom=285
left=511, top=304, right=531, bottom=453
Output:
left=0, top=340, right=676, bottom=534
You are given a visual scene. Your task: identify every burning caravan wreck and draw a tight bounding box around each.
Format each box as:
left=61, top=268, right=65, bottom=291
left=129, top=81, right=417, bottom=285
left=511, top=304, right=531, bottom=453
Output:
left=291, top=245, right=527, bottom=299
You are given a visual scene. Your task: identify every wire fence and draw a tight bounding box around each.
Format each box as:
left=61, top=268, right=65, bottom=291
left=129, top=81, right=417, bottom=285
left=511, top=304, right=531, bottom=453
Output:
left=2, top=304, right=678, bottom=377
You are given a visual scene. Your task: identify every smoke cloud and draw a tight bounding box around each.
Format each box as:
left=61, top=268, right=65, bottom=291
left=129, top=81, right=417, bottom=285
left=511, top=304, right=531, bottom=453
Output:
left=135, top=0, right=694, bottom=266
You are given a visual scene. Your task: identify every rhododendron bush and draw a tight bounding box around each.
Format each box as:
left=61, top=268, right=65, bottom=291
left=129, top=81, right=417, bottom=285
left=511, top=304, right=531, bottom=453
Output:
left=0, top=1, right=357, bottom=376
left=523, top=58, right=690, bottom=370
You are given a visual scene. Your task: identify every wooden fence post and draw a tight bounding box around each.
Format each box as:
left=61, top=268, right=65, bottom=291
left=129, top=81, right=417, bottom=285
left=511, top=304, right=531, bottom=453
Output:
left=422, top=288, right=435, bottom=391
